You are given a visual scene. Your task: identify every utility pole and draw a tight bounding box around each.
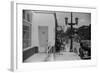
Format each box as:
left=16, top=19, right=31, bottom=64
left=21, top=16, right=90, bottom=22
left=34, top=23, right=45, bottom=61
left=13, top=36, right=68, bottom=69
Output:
left=53, top=12, right=58, bottom=58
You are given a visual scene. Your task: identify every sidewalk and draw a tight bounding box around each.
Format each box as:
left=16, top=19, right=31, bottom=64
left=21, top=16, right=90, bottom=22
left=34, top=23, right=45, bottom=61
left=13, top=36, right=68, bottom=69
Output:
left=24, top=53, right=47, bottom=62
left=54, top=52, right=81, bottom=61
left=24, top=52, right=81, bottom=63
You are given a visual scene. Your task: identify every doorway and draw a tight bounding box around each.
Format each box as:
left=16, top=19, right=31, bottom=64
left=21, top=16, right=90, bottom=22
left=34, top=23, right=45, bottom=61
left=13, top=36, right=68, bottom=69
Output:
left=38, top=26, right=48, bottom=53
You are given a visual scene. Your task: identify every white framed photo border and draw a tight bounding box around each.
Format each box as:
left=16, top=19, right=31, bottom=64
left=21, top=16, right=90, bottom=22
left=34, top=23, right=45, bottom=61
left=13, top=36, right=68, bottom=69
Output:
left=11, top=1, right=97, bottom=72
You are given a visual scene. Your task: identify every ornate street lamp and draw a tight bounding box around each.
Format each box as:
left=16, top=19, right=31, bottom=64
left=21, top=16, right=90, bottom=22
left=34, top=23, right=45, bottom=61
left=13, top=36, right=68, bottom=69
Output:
left=65, top=12, right=78, bottom=52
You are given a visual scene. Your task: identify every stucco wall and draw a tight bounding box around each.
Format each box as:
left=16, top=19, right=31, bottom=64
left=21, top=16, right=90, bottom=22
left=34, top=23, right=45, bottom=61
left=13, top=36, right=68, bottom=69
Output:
left=31, top=12, right=55, bottom=52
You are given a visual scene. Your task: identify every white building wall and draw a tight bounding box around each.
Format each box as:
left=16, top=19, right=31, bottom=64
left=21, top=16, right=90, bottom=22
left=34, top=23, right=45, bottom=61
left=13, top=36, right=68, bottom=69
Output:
left=32, top=12, right=55, bottom=51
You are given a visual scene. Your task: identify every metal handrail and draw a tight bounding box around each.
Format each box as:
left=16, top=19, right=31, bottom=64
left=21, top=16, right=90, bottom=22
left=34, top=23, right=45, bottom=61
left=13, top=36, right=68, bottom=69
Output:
left=47, top=45, right=53, bottom=54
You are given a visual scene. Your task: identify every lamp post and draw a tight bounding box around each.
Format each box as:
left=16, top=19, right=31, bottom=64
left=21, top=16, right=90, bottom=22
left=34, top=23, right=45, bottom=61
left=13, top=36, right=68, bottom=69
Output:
left=65, top=12, right=78, bottom=52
